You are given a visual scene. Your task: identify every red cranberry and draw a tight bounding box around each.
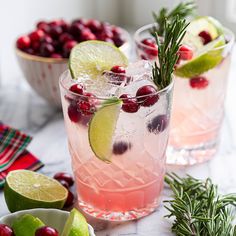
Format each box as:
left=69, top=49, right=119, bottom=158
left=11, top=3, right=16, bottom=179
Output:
left=119, top=94, right=140, bottom=113
left=51, top=53, right=62, bottom=58
left=113, top=141, right=131, bottom=155
left=32, top=41, right=40, bottom=52
left=35, top=226, right=59, bottom=236
left=29, top=29, right=45, bottom=42
left=111, top=65, right=126, bottom=74
left=147, top=115, right=169, bottom=134
left=54, top=172, right=74, bottom=186
left=43, top=35, right=53, bottom=44
left=64, top=190, right=75, bottom=208
left=69, top=23, right=84, bottom=37
left=49, top=25, right=63, bottom=39
left=198, top=31, right=212, bottom=45
left=86, top=19, right=101, bottom=33
left=136, top=85, right=159, bottom=107
left=190, top=76, right=209, bottom=89
left=112, top=26, right=122, bottom=36
left=142, top=38, right=156, bottom=48
left=113, top=36, right=125, bottom=47
left=58, top=179, right=69, bottom=189
left=37, top=21, right=50, bottom=33
left=78, top=101, right=95, bottom=115
left=178, top=45, right=193, bottom=60
left=69, top=84, right=83, bottom=94
left=40, top=43, right=55, bottom=57
left=0, top=224, right=14, bottom=236
left=63, top=40, right=77, bottom=57
left=141, top=38, right=158, bottom=58
left=59, top=33, right=73, bottom=44
left=67, top=103, right=81, bottom=123
left=16, top=36, right=31, bottom=50
left=72, top=18, right=87, bottom=26
left=80, top=29, right=96, bottom=41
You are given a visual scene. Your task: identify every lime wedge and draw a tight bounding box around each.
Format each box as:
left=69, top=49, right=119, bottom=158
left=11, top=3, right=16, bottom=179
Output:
left=62, top=208, right=89, bottom=236
left=175, top=36, right=225, bottom=78
left=69, top=40, right=128, bottom=79
left=4, top=170, right=68, bottom=212
left=12, top=214, right=45, bottom=236
left=89, top=98, right=122, bottom=162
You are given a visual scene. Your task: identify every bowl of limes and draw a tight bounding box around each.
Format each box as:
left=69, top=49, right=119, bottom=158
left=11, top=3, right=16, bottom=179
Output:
left=0, top=208, right=95, bottom=236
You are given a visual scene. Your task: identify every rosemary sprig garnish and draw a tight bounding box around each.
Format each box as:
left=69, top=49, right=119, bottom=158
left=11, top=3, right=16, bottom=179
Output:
left=152, top=16, right=188, bottom=89
left=152, top=1, right=196, bottom=36
left=164, top=173, right=236, bottom=236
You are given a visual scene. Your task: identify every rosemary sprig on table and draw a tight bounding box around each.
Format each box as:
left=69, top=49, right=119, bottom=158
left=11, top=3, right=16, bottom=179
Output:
left=164, top=173, right=236, bottom=236
left=152, top=1, right=196, bottom=36
left=152, top=17, right=188, bottom=89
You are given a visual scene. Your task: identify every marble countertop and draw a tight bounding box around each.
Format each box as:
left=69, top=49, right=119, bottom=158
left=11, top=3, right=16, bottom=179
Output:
left=0, top=46, right=236, bottom=235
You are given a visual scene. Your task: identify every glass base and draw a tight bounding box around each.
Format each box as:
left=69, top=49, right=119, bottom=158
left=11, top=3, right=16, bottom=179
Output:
left=166, top=139, right=219, bottom=166
left=78, top=199, right=159, bottom=221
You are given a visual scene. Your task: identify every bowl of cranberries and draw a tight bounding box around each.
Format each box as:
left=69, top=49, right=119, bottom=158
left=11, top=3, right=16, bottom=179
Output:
left=16, top=18, right=131, bottom=107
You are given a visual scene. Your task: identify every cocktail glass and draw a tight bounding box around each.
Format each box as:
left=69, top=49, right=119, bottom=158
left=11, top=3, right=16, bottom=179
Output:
left=134, top=23, right=235, bottom=165
left=59, top=62, right=173, bottom=221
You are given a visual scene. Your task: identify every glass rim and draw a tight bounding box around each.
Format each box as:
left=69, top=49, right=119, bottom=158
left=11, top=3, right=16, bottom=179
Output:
left=134, top=22, right=235, bottom=52
left=59, top=69, right=174, bottom=101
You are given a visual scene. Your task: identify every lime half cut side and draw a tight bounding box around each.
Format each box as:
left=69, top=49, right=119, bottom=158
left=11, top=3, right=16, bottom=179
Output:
left=62, top=208, right=89, bottom=236
left=69, top=40, right=128, bottom=79
left=4, top=170, right=68, bottom=212
left=175, top=36, right=225, bottom=78
left=88, top=98, right=122, bottom=163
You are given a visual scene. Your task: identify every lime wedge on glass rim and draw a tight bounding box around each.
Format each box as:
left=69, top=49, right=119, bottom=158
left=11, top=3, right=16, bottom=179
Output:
left=62, top=208, right=89, bottom=236
left=4, top=170, right=68, bottom=212
left=69, top=40, right=128, bottom=79
left=88, top=98, right=122, bottom=163
left=175, top=16, right=225, bottom=78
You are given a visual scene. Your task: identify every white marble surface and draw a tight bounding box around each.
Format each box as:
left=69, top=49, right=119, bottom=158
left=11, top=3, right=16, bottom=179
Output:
left=0, top=46, right=236, bottom=235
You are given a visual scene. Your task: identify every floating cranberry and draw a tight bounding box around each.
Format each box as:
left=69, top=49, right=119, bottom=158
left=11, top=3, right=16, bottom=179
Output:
left=198, top=31, right=212, bottom=45
left=147, top=115, right=169, bottom=134
left=136, top=85, right=159, bottom=107
left=59, top=33, right=73, bottom=44
left=120, top=94, right=140, bottom=113
left=69, top=84, right=83, bottom=94
left=67, top=103, right=81, bottom=123
left=111, top=65, right=126, bottom=74
left=0, top=224, right=14, bottom=236
left=29, top=29, right=45, bottom=42
left=64, top=190, right=75, bottom=208
left=178, top=45, right=193, bottom=60
left=113, top=141, right=131, bottom=155
left=16, top=36, right=31, bottom=50
left=35, top=226, right=59, bottom=236
left=86, top=19, right=101, bottom=33
left=63, top=40, right=77, bottom=57
left=78, top=101, right=95, bottom=115
left=51, top=53, right=62, bottom=58
left=80, top=29, right=96, bottom=41
left=54, top=172, right=74, bottom=186
left=142, top=38, right=156, bottom=47
left=141, top=38, right=158, bottom=58
left=189, top=76, right=209, bottom=89
left=40, top=43, right=55, bottom=57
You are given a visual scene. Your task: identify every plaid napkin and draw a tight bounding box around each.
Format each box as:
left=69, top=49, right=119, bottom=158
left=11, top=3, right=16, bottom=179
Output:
left=0, top=123, right=44, bottom=188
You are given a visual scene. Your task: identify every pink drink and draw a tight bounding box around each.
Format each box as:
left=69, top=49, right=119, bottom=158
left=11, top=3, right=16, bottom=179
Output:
left=59, top=62, right=173, bottom=221
left=134, top=24, right=235, bottom=165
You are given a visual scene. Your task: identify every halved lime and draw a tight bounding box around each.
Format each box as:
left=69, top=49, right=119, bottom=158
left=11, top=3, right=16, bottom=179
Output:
left=62, top=208, right=89, bottom=236
left=69, top=40, right=128, bottom=79
left=12, top=214, right=45, bottom=236
left=88, top=98, right=122, bottom=163
left=175, top=36, right=225, bottom=78
left=4, top=170, right=68, bottom=212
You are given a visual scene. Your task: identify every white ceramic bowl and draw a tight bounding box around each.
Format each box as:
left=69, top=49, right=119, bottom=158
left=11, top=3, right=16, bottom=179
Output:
left=16, top=28, right=131, bottom=107
left=0, top=208, right=95, bottom=236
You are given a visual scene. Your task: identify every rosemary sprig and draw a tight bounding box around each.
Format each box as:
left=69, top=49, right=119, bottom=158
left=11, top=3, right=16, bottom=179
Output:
left=164, top=173, right=236, bottom=236
left=152, top=1, right=196, bottom=36
left=152, top=16, right=188, bottom=89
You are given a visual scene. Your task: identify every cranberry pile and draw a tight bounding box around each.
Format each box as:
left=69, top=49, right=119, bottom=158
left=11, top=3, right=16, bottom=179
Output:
left=53, top=172, right=75, bottom=208
left=16, top=18, right=126, bottom=58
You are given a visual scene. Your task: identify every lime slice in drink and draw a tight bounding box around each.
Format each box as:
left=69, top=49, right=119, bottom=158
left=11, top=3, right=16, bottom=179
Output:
left=175, top=36, right=225, bottom=78
left=4, top=170, right=68, bottom=212
left=12, top=214, right=45, bottom=236
left=62, top=208, right=89, bottom=236
left=69, top=40, right=128, bottom=79
left=88, top=98, right=122, bottom=163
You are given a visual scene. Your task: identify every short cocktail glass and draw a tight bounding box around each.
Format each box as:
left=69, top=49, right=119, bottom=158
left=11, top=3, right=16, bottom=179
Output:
left=134, top=23, right=235, bottom=165
left=59, top=62, right=173, bottom=221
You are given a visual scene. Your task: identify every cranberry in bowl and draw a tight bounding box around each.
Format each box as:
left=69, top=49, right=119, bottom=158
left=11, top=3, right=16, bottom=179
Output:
left=16, top=18, right=131, bottom=107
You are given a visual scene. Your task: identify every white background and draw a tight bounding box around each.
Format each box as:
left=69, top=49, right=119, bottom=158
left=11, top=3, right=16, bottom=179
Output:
left=0, top=0, right=235, bottom=85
